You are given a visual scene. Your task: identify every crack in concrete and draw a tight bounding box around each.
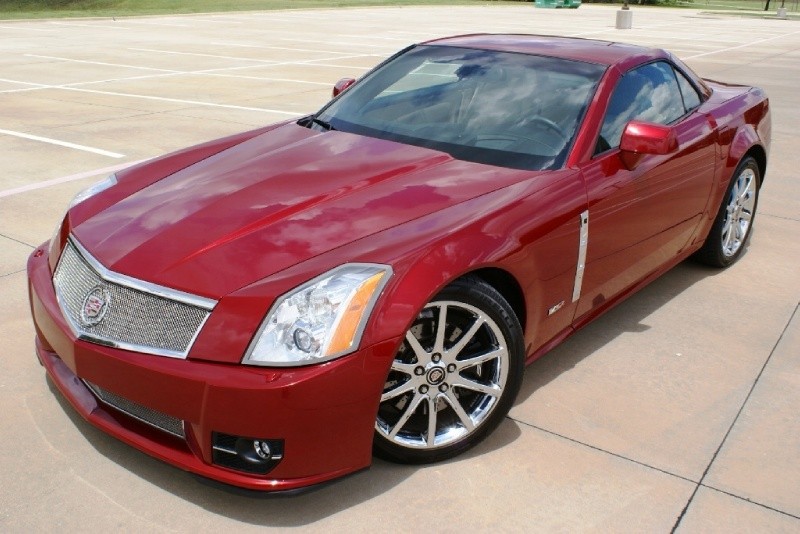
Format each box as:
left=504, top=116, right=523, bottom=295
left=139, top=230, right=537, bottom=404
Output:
left=0, top=233, right=36, bottom=249
left=670, top=302, right=800, bottom=531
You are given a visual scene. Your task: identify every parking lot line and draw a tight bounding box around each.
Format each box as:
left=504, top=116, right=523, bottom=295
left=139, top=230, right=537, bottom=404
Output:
left=0, top=25, right=56, bottom=32
left=0, top=160, right=144, bottom=200
left=26, top=53, right=179, bottom=73
left=0, top=128, right=124, bottom=159
left=684, top=29, right=800, bottom=59
left=210, top=42, right=367, bottom=56
left=120, top=19, right=191, bottom=28
left=49, top=21, right=133, bottom=30
left=200, top=72, right=330, bottom=85
left=0, top=60, right=345, bottom=97
left=128, top=48, right=283, bottom=63
left=58, top=86, right=305, bottom=115
left=275, top=37, right=401, bottom=51
left=1, top=6, right=798, bottom=529
left=0, top=77, right=51, bottom=93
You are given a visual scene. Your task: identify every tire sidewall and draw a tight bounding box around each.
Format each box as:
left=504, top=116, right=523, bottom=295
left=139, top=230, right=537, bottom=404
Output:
left=373, top=277, right=524, bottom=464
left=700, top=156, right=761, bottom=267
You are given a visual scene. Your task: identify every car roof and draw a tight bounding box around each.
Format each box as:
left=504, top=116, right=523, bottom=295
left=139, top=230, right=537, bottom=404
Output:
left=422, top=34, right=666, bottom=68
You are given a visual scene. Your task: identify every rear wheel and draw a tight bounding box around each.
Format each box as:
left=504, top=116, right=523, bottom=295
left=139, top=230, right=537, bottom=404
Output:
left=374, top=277, right=524, bottom=464
left=695, top=156, right=760, bottom=267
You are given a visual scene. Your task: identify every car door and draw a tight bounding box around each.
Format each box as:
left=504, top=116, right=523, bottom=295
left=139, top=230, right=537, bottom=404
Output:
left=574, top=61, right=716, bottom=319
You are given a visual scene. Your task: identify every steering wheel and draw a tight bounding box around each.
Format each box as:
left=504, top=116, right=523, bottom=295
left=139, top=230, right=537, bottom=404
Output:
left=472, top=117, right=567, bottom=154
left=523, top=116, right=567, bottom=142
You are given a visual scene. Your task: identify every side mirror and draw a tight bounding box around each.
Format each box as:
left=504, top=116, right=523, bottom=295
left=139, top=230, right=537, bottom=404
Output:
left=332, top=78, right=356, bottom=98
left=619, top=121, right=679, bottom=170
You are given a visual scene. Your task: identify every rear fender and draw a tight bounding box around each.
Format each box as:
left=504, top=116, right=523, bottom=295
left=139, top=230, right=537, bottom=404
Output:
left=727, top=125, right=764, bottom=178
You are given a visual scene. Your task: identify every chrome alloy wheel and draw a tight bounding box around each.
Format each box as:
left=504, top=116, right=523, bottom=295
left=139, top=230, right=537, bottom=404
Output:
left=721, top=166, right=757, bottom=258
left=376, top=300, right=509, bottom=450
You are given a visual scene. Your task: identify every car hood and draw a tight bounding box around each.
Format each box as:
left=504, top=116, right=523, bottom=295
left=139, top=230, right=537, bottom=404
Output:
left=72, top=123, right=532, bottom=298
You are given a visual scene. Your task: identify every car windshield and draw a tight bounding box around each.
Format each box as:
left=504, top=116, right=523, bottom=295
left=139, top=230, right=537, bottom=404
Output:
left=311, top=45, right=605, bottom=171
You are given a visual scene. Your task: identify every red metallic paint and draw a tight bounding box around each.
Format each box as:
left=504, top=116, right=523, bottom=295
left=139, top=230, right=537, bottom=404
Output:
left=68, top=125, right=543, bottom=300
left=28, top=35, right=770, bottom=491
left=30, top=250, right=399, bottom=490
left=332, top=77, right=356, bottom=98
left=619, top=121, right=679, bottom=171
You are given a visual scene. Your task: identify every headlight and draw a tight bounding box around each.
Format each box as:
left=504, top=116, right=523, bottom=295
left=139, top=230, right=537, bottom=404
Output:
left=69, top=173, right=118, bottom=209
left=244, top=264, right=392, bottom=367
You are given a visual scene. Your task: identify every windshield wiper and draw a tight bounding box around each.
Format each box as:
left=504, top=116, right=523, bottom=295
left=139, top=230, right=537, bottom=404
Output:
left=305, top=115, right=336, bottom=131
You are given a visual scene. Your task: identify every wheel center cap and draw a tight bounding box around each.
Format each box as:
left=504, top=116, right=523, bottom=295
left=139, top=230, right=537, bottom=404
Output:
left=426, top=366, right=446, bottom=386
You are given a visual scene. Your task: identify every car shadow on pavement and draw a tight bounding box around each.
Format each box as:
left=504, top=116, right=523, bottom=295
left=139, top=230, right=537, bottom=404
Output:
left=515, top=259, right=719, bottom=406
left=43, top=257, right=721, bottom=525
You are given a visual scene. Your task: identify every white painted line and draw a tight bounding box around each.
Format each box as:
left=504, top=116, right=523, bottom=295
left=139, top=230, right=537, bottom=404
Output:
left=569, top=20, right=689, bottom=38
left=128, top=48, right=281, bottom=63
left=0, top=86, right=46, bottom=95
left=304, top=53, right=386, bottom=62
left=0, top=25, right=56, bottom=32
left=200, top=73, right=330, bottom=86
left=210, top=42, right=356, bottom=56
left=4, top=51, right=377, bottom=101
left=62, top=71, right=186, bottom=88
left=26, top=54, right=179, bottom=73
left=276, top=37, right=398, bottom=50
left=290, top=62, right=372, bottom=70
left=0, top=72, right=185, bottom=94
left=59, top=86, right=304, bottom=116
left=0, top=160, right=145, bottom=200
left=337, top=34, right=411, bottom=42
left=218, top=15, right=316, bottom=23
left=49, top=21, right=132, bottom=30
left=191, top=17, right=244, bottom=24
left=0, top=77, right=51, bottom=89
left=0, top=129, right=125, bottom=159
left=684, top=29, right=800, bottom=59
left=120, top=19, right=190, bottom=28
left=0, top=57, right=346, bottom=95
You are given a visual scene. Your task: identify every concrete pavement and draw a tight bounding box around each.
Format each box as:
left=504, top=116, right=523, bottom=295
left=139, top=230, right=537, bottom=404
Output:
left=0, top=5, right=798, bottom=531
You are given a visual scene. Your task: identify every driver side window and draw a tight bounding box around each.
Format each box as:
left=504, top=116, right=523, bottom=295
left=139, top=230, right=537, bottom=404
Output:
left=595, top=61, right=687, bottom=154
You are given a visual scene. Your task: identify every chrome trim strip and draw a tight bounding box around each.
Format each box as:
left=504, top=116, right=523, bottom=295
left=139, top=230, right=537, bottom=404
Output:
left=68, top=236, right=217, bottom=311
left=53, top=279, right=198, bottom=360
left=211, top=445, right=283, bottom=461
left=572, top=210, right=589, bottom=303
left=53, top=236, right=216, bottom=359
left=74, top=314, right=211, bottom=360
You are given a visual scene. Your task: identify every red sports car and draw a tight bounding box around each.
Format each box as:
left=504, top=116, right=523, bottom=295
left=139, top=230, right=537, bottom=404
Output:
left=28, top=34, right=770, bottom=492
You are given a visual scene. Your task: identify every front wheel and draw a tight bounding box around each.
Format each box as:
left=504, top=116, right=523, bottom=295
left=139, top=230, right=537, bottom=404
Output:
left=694, top=156, right=761, bottom=267
left=374, top=277, right=524, bottom=464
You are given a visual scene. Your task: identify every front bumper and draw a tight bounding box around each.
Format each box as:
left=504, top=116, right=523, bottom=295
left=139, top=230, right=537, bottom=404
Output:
left=28, top=244, right=399, bottom=492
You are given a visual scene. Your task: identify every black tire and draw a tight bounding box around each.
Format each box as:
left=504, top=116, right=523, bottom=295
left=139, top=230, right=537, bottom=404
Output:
left=694, top=156, right=761, bottom=268
left=373, top=276, right=524, bottom=464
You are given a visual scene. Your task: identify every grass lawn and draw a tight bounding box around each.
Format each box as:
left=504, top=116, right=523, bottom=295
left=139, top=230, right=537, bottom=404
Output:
left=683, top=0, right=797, bottom=10
left=1, top=0, right=794, bottom=19
left=0, top=0, right=525, bottom=20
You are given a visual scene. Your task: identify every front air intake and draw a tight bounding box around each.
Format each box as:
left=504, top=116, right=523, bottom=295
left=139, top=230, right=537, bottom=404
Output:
left=84, top=380, right=185, bottom=439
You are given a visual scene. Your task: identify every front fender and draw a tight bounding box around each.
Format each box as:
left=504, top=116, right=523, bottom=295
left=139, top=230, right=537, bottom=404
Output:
left=365, top=170, right=586, bottom=360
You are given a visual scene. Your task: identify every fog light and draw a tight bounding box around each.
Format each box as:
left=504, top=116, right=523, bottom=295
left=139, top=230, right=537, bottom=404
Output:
left=254, top=440, right=272, bottom=460
left=212, top=432, right=284, bottom=475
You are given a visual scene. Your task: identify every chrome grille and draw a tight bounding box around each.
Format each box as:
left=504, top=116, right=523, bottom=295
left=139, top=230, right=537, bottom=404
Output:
left=84, top=380, right=185, bottom=438
left=53, top=238, right=215, bottom=358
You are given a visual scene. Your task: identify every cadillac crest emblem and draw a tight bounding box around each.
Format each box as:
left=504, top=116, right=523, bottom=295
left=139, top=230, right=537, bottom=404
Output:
left=80, top=285, right=111, bottom=327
